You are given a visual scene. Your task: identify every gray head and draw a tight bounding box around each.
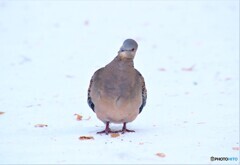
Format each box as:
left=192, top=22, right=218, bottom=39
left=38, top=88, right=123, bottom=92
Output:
left=118, top=39, right=138, bottom=59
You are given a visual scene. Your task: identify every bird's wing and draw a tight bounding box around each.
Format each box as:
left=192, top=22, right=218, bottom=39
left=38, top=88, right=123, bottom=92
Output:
left=87, top=68, right=104, bottom=112
left=135, top=69, right=147, bottom=114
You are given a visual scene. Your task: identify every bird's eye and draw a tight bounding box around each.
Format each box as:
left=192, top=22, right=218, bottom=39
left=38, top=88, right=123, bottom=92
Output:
left=131, top=48, right=135, bottom=51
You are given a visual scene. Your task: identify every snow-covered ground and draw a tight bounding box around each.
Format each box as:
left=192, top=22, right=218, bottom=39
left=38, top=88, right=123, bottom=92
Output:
left=0, top=0, right=239, bottom=164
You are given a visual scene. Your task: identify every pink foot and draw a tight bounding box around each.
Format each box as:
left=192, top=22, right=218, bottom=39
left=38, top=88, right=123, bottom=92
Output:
left=121, top=122, right=135, bottom=134
left=97, top=122, right=118, bottom=135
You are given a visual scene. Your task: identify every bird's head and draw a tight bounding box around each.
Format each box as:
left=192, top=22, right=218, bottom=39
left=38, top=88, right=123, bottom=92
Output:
left=118, top=39, right=138, bottom=60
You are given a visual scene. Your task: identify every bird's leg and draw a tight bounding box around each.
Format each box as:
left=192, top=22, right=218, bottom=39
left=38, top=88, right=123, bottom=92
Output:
left=97, top=122, right=116, bottom=135
left=121, top=122, right=135, bottom=134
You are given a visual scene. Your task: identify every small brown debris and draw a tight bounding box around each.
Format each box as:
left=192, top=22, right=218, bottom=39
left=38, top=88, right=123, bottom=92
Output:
left=182, top=65, right=195, bottom=71
left=65, top=75, right=75, bottom=79
left=26, top=104, right=41, bottom=108
left=139, top=142, right=144, bottom=145
left=34, top=124, right=48, bottom=128
left=232, top=147, right=240, bottom=150
left=156, top=153, right=166, bottom=158
left=225, top=77, right=232, bottom=81
left=84, top=20, right=89, bottom=26
left=110, top=133, right=120, bottom=138
left=74, top=114, right=83, bottom=121
left=0, top=112, right=5, bottom=115
left=85, top=116, right=91, bottom=120
left=79, top=136, right=94, bottom=140
left=158, top=68, right=166, bottom=71
left=197, top=122, right=206, bottom=124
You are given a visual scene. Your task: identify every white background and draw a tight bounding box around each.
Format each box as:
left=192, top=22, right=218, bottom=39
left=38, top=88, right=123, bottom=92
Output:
left=0, top=0, right=239, bottom=164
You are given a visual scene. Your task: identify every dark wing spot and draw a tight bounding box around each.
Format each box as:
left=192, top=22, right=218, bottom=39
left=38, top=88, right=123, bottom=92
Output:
left=135, top=69, right=147, bottom=114
left=87, top=96, right=95, bottom=111
left=87, top=78, right=95, bottom=112
left=139, top=81, right=147, bottom=114
left=87, top=68, right=104, bottom=112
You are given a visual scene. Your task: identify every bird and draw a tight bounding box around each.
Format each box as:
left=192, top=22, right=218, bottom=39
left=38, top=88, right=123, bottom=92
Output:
left=87, top=39, right=147, bottom=134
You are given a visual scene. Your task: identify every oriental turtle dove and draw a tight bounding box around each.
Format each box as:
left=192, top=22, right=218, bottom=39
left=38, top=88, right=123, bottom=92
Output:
left=87, top=39, right=147, bottom=134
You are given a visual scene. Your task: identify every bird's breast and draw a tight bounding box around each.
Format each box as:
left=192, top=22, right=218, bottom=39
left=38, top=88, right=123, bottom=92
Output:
left=102, top=73, right=136, bottom=99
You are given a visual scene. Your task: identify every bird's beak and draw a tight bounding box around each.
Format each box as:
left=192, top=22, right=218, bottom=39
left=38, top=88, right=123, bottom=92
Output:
left=118, top=45, right=126, bottom=53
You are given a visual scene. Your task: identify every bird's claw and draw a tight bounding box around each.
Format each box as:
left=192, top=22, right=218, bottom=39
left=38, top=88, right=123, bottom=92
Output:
left=121, top=128, right=135, bottom=134
left=97, top=122, right=135, bottom=135
left=97, top=129, right=119, bottom=135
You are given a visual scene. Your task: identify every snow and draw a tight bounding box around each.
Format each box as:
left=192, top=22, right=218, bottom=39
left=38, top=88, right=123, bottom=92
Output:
left=0, top=0, right=239, bottom=164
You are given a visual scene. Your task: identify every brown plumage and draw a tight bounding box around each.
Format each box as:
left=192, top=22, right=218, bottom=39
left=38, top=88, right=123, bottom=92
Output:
left=87, top=39, right=147, bottom=134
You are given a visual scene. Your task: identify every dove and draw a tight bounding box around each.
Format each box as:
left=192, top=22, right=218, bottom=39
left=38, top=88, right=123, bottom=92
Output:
left=87, top=39, right=147, bottom=134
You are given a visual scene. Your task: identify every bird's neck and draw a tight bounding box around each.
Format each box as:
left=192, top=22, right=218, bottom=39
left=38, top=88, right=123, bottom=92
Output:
left=114, top=55, right=134, bottom=68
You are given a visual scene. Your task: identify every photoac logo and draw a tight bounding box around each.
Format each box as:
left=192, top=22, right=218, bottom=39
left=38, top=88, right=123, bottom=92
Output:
left=210, top=156, right=238, bottom=161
